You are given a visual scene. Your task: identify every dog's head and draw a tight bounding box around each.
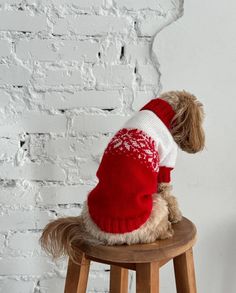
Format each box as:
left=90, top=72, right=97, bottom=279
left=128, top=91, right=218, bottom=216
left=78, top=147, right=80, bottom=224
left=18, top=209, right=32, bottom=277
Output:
left=160, top=91, right=205, bottom=153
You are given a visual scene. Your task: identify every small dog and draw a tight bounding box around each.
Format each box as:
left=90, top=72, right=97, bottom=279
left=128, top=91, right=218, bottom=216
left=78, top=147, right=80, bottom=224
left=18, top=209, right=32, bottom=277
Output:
left=40, top=91, right=205, bottom=260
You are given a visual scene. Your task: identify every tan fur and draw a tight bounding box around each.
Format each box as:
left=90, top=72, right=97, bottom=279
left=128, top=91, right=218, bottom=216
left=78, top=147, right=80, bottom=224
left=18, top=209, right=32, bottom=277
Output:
left=160, top=91, right=205, bottom=153
left=158, top=183, right=182, bottom=223
left=40, top=90, right=205, bottom=260
left=40, top=216, right=103, bottom=263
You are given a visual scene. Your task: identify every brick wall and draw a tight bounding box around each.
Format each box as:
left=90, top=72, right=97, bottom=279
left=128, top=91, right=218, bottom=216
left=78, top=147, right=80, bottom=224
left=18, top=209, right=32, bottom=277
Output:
left=0, top=1, right=183, bottom=292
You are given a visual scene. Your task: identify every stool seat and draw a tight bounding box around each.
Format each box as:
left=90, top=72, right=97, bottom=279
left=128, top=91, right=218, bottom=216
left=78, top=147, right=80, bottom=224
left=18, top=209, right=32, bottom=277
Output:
left=65, top=217, right=198, bottom=293
left=76, top=217, right=196, bottom=263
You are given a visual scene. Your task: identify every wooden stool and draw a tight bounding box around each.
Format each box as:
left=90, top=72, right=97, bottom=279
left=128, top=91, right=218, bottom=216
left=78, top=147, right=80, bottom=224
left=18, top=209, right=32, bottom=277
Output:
left=64, top=217, right=197, bottom=293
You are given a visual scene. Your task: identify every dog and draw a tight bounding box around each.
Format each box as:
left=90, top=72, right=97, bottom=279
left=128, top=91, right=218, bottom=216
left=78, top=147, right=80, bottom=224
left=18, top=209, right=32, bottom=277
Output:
left=40, top=90, right=205, bottom=261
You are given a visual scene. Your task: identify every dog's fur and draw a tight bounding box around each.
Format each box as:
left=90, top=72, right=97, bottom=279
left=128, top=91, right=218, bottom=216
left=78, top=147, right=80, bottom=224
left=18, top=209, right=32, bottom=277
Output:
left=40, top=91, right=205, bottom=260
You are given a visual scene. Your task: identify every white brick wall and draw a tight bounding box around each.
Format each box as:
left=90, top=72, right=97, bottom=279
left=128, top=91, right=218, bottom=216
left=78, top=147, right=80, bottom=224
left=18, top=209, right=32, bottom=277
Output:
left=0, top=113, right=67, bottom=134
left=0, top=279, right=35, bottom=293
left=43, top=90, right=121, bottom=109
left=16, top=40, right=100, bottom=62
left=0, top=11, right=47, bottom=32
left=53, top=15, right=130, bottom=35
left=0, top=40, right=11, bottom=57
left=0, top=0, right=183, bottom=292
left=0, top=64, right=31, bottom=85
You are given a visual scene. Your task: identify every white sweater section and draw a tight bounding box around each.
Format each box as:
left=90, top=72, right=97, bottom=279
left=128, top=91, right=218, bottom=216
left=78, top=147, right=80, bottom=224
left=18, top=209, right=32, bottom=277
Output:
left=124, top=110, right=177, bottom=168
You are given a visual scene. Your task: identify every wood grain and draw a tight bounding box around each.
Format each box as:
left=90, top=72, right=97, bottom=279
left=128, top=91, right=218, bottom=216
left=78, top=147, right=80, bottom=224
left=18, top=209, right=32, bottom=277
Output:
left=64, top=253, right=90, bottom=293
left=173, top=248, right=197, bottom=293
left=110, top=265, right=129, bottom=293
left=88, top=256, right=136, bottom=270
left=136, top=262, right=159, bottom=293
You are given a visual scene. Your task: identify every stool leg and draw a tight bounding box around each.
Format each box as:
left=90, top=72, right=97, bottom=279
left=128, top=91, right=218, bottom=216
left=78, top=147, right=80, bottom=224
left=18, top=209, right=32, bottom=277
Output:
left=136, top=262, right=159, bottom=293
left=173, top=248, right=197, bottom=293
left=110, top=265, right=129, bottom=293
left=64, top=253, right=90, bottom=293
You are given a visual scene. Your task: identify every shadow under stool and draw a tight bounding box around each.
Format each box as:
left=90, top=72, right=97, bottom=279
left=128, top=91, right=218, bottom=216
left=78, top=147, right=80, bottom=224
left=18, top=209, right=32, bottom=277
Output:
left=64, top=217, right=197, bottom=293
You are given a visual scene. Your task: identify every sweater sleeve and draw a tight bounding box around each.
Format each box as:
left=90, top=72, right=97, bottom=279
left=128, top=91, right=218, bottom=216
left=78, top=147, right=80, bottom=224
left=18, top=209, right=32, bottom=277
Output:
left=158, top=166, right=173, bottom=183
left=158, top=142, right=177, bottom=183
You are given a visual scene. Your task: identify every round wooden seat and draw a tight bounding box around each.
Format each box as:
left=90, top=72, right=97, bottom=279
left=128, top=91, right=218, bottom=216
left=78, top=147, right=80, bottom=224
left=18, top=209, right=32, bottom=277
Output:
left=65, top=217, right=198, bottom=293
left=77, top=217, right=196, bottom=264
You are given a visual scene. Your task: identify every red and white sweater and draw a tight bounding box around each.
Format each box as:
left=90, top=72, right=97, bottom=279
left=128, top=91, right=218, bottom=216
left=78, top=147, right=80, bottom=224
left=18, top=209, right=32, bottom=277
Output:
left=87, top=98, right=177, bottom=234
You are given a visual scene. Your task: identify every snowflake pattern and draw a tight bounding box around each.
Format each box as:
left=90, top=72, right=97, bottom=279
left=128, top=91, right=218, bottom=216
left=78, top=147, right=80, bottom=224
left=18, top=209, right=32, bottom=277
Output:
left=105, top=128, right=159, bottom=172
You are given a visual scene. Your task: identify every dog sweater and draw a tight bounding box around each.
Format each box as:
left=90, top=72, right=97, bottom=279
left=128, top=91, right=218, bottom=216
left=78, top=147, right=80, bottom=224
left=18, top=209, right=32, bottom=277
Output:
left=87, top=98, right=177, bottom=234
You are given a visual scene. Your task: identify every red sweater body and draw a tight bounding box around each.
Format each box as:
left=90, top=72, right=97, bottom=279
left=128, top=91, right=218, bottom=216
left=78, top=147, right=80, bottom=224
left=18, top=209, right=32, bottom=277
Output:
left=87, top=99, right=177, bottom=234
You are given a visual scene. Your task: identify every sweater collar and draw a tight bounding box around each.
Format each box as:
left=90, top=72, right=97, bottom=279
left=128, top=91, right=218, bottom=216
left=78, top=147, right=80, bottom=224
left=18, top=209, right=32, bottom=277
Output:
left=140, top=98, right=175, bottom=129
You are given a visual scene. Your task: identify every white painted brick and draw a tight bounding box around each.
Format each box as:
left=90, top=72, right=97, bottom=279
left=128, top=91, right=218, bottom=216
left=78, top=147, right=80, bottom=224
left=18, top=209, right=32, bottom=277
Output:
left=40, top=277, right=65, bottom=293
left=0, top=234, right=5, bottom=252
left=16, top=40, right=99, bottom=62
left=0, top=257, right=54, bottom=275
left=0, top=113, right=66, bottom=135
left=78, top=159, right=99, bottom=181
left=0, top=279, right=34, bottom=293
left=154, top=0, right=177, bottom=12
left=54, top=15, right=130, bottom=35
left=66, top=164, right=82, bottom=184
left=38, top=69, right=83, bottom=86
left=87, top=271, right=109, bottom=292
left=48, top=0, right=103, bottom=7
left=115, top=0, right=159, bottom=10
left=0, top=210, right=55, bottom=232
left=132, top=90, right=155, bottom=110
left=0, top=162, right=65, bottom=181
left=44, top=136, right=109, bottom=158
left=38, top=185, right=92, bottom=205
left=3, top=92, right=31, bottom=113
left=138, top=65, right=160, bottom=86
left=93, top=65, right=134, bottom=87
left=138, top=16, right=168, bottom=36
left=126, top=43, right=151, bottom=64
left=8, top=232, right=41, bottom=253
left=90, top=262, right=109, bottom=271
left=0, top=90, right=11, bottom=108
left=100, top=43, right=121, bottom=64
left=43, top=90, right=121, bottom=109
left=73, top=163, right=98, bottom=183
left=0, top=64, right=31, bottom=85
left=0, top=0, right=21, bottom=3
left=0, top=184, right=36, bottom=206
left=0, top=11, right=47, bottom=32
left=56, top=206, right=82, bottom=217
left=0, top=211, right=36, bottom=232
left=0, top=137, right=18, bottom=158
left=35, top=210, right=56, bottom=229
left=72, top=114, right=128, bottom=134
left=28, top=134, right=49, bottom=159
left=0, top=40, right=11, bottom=57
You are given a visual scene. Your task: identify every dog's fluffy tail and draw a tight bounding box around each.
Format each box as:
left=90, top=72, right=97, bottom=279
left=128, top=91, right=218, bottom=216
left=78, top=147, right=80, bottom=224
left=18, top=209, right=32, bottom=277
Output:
left=40, top=216, right=101, bottom=261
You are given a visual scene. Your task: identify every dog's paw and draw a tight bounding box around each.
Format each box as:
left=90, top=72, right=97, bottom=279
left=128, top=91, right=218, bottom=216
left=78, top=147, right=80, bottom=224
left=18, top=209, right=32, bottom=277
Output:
left=159, top=222, right=174, bottom=239
left=169, top=209, right=183, bottom=223
left=158, top=183, right=172, bottom=195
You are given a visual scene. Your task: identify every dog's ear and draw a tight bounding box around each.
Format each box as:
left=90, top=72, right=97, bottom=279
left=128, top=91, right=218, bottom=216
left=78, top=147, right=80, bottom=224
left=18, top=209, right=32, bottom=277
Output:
left=170, top=92, right=205, bottom=153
